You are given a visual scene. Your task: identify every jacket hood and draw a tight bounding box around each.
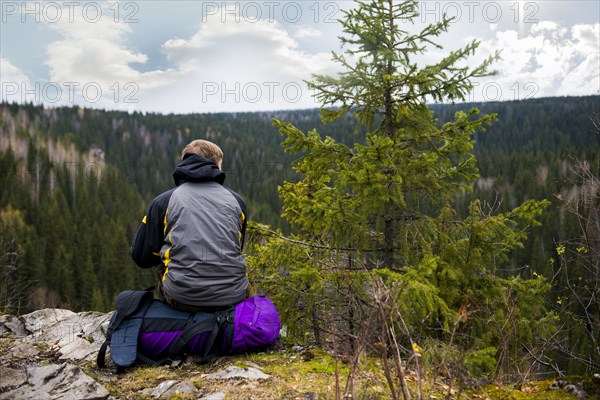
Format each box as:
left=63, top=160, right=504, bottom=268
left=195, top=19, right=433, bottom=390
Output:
left=172, top=154, right=226, bottom=186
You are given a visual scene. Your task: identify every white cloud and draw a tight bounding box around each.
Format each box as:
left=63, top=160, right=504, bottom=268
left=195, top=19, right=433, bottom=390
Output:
left=42, top=3, right=173, bottom=110
left=531, top=21, right=560, bottom=34
left=16, top=2, right=595, bottom=111
left=556, top=23, right=600, bottom=96
left=0, top=57, right=32, bottom=102
left=0, top=57, right=30, bottom=84
left=468, top=21, right=599, bottom=102
left=293, top=26, right=323, bottom=39
left=156, top=7, right=336, bottom=112
left=38, top=3, right=336, bottom=113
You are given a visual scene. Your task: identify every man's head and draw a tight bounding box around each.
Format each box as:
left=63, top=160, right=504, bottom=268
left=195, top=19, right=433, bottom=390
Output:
left=181, top=139, right=223, bottom=169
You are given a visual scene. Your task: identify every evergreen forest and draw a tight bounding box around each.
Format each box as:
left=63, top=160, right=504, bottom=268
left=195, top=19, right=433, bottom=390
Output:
left=2, top=95, right=598, bottom=377
left=1, top=0, right=599, bottom=386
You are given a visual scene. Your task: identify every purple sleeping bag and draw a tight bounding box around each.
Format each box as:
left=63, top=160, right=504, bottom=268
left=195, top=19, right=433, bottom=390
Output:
left=138, top=295, right=280, bottom=359
left=230, top=295, right=281, bottom=354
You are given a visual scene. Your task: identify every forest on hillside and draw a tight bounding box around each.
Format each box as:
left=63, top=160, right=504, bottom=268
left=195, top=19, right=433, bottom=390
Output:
left=1, top=0, right=598, bottom=389
left=1, top=95, right=598, bottom=376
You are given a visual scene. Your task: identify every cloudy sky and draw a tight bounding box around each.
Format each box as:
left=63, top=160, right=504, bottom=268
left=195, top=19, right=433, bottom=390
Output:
left=1, top=1, right=598, bottom=113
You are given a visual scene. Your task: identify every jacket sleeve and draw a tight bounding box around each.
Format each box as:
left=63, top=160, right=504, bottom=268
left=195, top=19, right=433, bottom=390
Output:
left=240, top=203, right=248, bottom=251
left=131, top=191, right=172, bottom=268
left=226, top=188, right=248, bottom=251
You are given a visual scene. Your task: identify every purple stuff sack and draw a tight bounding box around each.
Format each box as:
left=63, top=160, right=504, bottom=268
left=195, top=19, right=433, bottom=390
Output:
left=230, top=295, right=281, bottom=354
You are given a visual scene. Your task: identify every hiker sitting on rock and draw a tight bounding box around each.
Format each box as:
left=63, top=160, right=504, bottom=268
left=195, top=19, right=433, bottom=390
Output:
left=131, top=139, right=249, bottom=312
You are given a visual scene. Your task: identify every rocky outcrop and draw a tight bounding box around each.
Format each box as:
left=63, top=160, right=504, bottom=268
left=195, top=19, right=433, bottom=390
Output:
left=0, top=363, right=110, bottom=400
left=0, top=309, right=112, bottom=399
left=1, top=308, right=112, bottom=361
left=0, top=308, right=274, bottom=399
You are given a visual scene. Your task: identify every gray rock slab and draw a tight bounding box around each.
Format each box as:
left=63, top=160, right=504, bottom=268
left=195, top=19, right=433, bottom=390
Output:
left=15, top=309, right=113, bottom=362
left=199, top=392, right=227, bottom=400
left=140, top=379, right=198, bottom=399
left=0, top=337, right=42, bottom=359
left=0, top=314, right=27, bottom=336
left=0, top=362, right=109, bottom=400
left=142, top=380, right=177, bottom=398
left=204, top=366, right=270, bottom=380
left=0, top=366, right=27, bottom=390
left=21, top=308, right=76, bottom=335
left=160, top=380, right=198, bottom=399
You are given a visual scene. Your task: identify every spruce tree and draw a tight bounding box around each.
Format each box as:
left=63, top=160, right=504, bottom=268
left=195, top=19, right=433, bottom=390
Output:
left=249, top=0, right=554, bottom=383
left=276, top=0, right=501, bottom=268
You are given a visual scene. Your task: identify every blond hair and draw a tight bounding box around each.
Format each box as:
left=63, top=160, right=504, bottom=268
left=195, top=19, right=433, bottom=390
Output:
left=181, top=139, right=223, bottom=164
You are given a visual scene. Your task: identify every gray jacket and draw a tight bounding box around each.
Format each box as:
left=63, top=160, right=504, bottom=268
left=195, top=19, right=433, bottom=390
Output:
left=131, top=154, right=248, bottom=307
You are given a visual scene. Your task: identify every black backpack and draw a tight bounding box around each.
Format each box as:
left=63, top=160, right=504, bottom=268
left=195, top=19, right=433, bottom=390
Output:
left=97, top=290, right=234, bottom=371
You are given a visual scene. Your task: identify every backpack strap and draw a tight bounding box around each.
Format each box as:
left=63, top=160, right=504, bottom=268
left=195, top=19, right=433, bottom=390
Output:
left=167, top=316, right=219, bottom=364
left=221, top=305, right=236, bottom=354
left=97, top=320, right=116, bottom=368
left=97, top=289, right=154, bottom=369
left=194, top=307, right=236, bottom=363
